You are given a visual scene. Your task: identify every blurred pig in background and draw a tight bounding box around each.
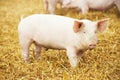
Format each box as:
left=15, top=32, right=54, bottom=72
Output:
left=62, top=0, right=120, bottom=14
left=43, top=0, right=74, bottom=14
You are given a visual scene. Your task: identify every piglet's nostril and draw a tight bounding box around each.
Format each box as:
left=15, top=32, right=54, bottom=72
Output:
left=89, top=44, right=96, bottom=47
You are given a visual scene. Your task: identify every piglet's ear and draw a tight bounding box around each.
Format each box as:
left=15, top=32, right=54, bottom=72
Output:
left=73, top=20, right=84, bottom=33
left=97, top=18, right=109, bottom=33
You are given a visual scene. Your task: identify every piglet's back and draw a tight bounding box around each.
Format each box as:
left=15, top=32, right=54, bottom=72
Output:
left=18, top=14, right=75, bottom=33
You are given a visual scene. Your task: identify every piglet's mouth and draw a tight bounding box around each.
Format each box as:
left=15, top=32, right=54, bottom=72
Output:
left=89, top=44, right=96, bottom=50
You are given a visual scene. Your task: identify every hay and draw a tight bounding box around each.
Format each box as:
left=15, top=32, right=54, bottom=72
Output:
left=0, top=0, right=120, bottom=80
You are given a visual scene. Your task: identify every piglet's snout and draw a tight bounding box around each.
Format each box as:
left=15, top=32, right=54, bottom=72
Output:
left=89, top=44, right=96, bottom=49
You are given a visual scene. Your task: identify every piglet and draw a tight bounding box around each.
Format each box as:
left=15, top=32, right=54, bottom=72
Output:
left=62, top=0, right=120, bottom=14
left=18, top=14, right=109, bottom=67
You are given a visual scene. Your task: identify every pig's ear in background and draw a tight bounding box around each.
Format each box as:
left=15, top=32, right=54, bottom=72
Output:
left=73, top=21, right=84, bottom=33
left=97, top=18, right=109, bottom=33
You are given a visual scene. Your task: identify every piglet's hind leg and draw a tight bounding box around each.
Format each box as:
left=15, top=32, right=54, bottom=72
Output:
left=19, top=37, right=32, bottom=62
left=34, top=42, right=41, bottom=60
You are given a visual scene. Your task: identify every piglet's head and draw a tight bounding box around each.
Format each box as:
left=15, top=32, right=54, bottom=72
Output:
left=73, top=18, right=109, bottom=50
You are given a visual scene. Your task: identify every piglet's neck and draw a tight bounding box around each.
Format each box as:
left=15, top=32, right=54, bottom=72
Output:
left=72, top=34, right=88, bottom=51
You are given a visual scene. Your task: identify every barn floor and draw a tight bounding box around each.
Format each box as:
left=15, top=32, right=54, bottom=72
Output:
left=0, top=0, right=120, bottom=80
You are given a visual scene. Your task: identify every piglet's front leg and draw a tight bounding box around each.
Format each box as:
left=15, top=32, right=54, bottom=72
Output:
left=66, top=47, right=79, bottom=68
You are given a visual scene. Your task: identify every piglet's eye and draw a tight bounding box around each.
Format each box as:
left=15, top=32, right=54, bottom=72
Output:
left=95, top=31, right=97, bottom=33
left=83, top=31, right=86, bottom=33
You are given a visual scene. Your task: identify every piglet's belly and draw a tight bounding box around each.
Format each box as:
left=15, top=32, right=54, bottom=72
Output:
left=33, top=39, right=66, bottom=50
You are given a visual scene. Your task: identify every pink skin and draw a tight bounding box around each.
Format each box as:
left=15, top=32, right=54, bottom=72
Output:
left=62, top=0, right=120, bottom=14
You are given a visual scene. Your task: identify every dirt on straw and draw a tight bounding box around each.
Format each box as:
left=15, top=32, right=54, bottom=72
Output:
left=0, top=0, right=120, bottom=80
